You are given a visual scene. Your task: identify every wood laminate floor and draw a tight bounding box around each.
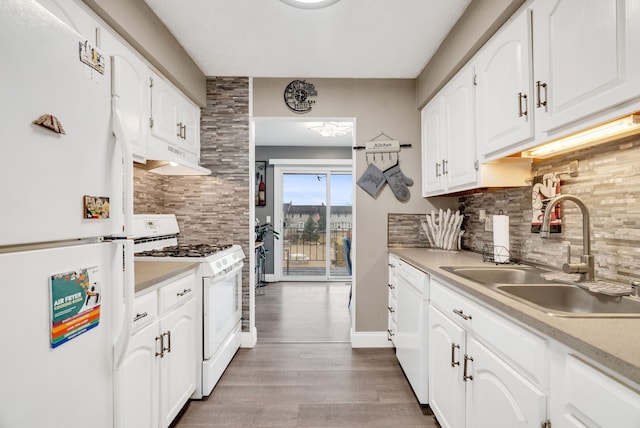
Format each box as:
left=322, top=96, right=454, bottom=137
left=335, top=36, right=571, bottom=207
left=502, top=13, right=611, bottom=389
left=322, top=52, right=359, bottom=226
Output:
left=172, top=282, right=439, bottom=427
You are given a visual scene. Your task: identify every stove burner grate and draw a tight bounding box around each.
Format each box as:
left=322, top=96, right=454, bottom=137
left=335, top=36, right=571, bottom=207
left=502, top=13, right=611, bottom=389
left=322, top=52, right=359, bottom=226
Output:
left=135, top=243, right=234, bottom=258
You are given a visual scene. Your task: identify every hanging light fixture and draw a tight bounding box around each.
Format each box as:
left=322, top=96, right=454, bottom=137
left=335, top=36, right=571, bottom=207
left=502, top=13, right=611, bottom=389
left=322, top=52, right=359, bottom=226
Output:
left=524, top=114, right=640, bottom=158
left=308, top=122, right=352, bottom=137
left=279, top=0, right=341, bottom=10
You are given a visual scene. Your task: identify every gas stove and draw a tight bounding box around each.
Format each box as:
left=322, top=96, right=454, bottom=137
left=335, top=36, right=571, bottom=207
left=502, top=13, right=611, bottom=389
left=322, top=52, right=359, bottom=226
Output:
left=135, top=243, right=234, bottom=258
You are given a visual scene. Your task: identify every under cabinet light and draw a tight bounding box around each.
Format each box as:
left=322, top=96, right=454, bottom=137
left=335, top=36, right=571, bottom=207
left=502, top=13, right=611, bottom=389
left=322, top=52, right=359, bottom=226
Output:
left=279, top=0, right=340, bottom=9
left=524, top=114, right=640, bottom=158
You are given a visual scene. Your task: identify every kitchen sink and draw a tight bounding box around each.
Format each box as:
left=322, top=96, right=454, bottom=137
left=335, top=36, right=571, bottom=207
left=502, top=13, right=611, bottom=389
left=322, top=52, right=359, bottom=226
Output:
left=441, top=265, right=555, bottom=284
left=496, top=285, right=640, bottom=318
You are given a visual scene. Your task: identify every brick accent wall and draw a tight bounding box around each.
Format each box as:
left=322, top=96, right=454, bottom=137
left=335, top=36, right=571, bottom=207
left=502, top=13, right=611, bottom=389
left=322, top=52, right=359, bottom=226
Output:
left=134, top=76, right=252, bottom=331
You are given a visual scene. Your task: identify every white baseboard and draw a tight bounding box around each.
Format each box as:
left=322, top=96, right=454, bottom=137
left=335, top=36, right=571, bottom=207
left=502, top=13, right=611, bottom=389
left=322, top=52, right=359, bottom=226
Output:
left=241, top=329, right=257, bottom=348
left=350, top=329, right=394, bottom=348
left=263, top=274, right=276, bottom=283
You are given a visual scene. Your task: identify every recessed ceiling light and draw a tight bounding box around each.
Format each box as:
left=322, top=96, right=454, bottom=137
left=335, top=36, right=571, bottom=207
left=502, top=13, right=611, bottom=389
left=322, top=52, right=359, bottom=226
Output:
left=279, top=0, right=341, bottom=10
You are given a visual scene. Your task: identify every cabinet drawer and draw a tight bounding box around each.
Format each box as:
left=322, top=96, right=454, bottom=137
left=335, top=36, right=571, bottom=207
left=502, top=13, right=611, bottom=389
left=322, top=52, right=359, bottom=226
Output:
left=431, top=279, right=547, bottom=387
left=132, top=291, right=158, bottom=333
left=159, top=272, right=196, bottom=315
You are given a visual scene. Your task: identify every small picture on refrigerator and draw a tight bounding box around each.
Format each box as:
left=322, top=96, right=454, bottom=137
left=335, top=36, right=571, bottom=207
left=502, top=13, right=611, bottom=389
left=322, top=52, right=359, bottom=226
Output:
left=84, top=195, right=110, bottom=219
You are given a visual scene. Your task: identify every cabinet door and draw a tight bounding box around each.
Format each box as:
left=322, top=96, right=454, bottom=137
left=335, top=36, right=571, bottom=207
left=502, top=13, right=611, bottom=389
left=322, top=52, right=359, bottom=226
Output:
left=177, top=98, right=201, bottom=158
left=466, top=337, right=547, bottom=428
left=150, top=72, right=179, bottom=147
left=428, top=305, right=465, bottom=428
left=159, top=299, right=196, bottom=428
left=444, top=66, right=478, bottom=191
left=421, top=96, right=445, bottom=196
left=114, top=322, right=159, bottom=428
left=533, top=0, right=640, bottom=136
left=555, top=355, right=640, bottom=428
left=104, top=34, right=150, bottom=163
left=476, top=7, right=534, bottom=160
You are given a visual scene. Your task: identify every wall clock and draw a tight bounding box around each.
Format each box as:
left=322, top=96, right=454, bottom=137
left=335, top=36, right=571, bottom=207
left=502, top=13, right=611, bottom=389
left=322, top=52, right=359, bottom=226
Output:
left=283, top=80, right=317, bottom=113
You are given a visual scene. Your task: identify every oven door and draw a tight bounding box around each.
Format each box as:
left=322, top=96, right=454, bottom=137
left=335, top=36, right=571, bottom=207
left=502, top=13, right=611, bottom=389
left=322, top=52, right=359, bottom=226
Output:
left=203, top=263, right=242, bottom=360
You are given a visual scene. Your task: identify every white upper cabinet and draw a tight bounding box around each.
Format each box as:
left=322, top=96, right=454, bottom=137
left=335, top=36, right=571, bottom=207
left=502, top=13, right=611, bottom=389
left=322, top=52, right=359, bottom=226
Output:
left=422, top=65, right=478, bottom=196
left=103, top=32, right=150, bottom=163
left=149, top=72, right=201, bottom=161
left=476, top=7, right=534, bottom=160
left=532, top=0, right=640, bottom=139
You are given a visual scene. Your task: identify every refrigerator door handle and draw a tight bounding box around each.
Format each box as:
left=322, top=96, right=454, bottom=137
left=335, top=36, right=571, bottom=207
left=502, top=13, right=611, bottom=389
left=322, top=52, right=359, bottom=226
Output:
left=111, top=96, right=134, bottom=236
left=113, top=239, right=134, bottom=369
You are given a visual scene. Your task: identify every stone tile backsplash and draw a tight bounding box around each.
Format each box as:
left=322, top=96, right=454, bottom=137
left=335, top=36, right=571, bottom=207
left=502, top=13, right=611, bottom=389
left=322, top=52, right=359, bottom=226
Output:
left=388, top=135, right=640, bottom=285
left=134, top=77, right=252, bottom=331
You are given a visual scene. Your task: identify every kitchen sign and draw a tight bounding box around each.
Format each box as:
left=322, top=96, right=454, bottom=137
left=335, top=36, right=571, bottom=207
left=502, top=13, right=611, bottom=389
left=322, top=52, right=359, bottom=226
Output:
left=50, top=266, right=101, bottom=348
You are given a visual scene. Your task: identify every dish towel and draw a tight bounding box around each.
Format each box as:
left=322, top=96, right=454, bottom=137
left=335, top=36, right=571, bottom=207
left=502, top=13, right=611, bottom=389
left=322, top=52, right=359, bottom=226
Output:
left=531, top=172, right=561, bottom=233
left=356, top=163, right=386, bottom=198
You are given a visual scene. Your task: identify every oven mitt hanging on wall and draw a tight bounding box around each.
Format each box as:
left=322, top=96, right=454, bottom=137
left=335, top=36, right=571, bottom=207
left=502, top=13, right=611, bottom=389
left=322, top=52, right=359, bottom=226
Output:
left=383, top=164, right=413, bottom=202
left=357, top=163, right=387, bottom=198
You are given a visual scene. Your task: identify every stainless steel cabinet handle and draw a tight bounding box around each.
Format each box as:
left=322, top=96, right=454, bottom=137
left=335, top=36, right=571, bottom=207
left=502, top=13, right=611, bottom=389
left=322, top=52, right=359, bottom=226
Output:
left=181, top=123, right=186, bottom=139
left=453, top=309, right=472, bottom=320
left=163, top=331, right=171, bottom=354
left=463, top=354, right=474, bottom=381
left=451, top=343, right=460, bottom=367
left=177, top=122, right=182, bottom=137
left=387, top=329, right=395, bottom=341
left=155, top=334, right=164, bottom=358
left=177, top=288, right=192, bottom=297
left=518, top=92, right=528, bottom=117
left=133, top=312, right=148, bottom=322
left=536, top=81, right=548, bottom=108
left=388, top=263, right=395, bottom=268
left=442, top=159, right=448, bottom=175
left=388, top=283, right=395, bottom=289
left=387, top=306, right=395, bottom=313
left=435, top=162, right=441, bottom=177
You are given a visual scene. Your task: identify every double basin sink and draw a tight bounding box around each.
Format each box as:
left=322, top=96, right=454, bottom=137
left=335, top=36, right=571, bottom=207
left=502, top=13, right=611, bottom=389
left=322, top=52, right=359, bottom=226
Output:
left=441, top=265, right=640, bottom=318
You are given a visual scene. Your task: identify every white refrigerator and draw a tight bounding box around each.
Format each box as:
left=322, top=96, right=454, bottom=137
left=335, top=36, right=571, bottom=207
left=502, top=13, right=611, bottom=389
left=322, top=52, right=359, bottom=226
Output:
left=0, top=1, right=135, bottom=427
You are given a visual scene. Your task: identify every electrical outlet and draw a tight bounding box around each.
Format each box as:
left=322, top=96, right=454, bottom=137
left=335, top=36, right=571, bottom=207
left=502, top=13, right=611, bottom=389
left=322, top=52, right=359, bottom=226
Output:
left=266, top=215, right=271, bottom=224
left=485, top=216, right=493, bottom=232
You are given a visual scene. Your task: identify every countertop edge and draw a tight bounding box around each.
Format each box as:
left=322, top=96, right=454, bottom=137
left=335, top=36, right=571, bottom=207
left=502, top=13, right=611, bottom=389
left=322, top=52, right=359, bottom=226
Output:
left=389, top=247, right=640, bottom=388
left=134, top=261, right=200, bottom=294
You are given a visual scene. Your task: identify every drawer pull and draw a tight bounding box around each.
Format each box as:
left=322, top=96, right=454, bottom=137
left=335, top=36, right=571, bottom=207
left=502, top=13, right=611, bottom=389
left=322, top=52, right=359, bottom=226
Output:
left=388, top=283, right=395, bottom=289
left=387, top=306, right=395, bottom=313
left=451, top=343, right=460, bottom=367
left=177, top=288, right=192, bottom=297
left=388, top=263, right=395, bottom=268
left=463, top=354, right=474, bottom=381
left=133, top=312, right=148, bottom=322
left=453, top=309, right=472, bottom=320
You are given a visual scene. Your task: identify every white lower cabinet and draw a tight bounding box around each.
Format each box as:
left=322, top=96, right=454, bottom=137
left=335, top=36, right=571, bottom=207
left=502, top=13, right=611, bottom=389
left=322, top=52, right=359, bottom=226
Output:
left=387, top=254, right=399, bottom=344
left=115, top=271, right=197, bottom=428
left=428, top=278, right=548, bottom=428
left=549, top=346, right=640, bottom=428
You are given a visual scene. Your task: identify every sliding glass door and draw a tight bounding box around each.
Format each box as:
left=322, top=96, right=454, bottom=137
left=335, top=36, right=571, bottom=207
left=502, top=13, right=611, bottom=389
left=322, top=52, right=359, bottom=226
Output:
left=275, top=164, right=352, bottom=281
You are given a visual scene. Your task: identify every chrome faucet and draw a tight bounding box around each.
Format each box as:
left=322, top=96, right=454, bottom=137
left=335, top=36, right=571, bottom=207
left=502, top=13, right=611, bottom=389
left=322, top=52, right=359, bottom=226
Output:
left=540, top=194, right=595, bottom=281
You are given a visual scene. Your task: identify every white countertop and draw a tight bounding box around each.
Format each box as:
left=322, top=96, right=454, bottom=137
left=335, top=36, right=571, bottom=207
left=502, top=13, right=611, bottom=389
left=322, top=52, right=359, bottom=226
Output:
left=389, top=247, right=640, bottom=387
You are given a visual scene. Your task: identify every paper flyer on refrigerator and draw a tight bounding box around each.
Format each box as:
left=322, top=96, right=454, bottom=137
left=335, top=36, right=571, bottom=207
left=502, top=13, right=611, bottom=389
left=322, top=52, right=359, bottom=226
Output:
left=50, top=266, right=101, bottom=348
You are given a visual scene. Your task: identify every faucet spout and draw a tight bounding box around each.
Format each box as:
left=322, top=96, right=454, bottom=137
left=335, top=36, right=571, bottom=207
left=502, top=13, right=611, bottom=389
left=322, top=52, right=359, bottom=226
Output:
left=540, top=194, right=594, bottom=281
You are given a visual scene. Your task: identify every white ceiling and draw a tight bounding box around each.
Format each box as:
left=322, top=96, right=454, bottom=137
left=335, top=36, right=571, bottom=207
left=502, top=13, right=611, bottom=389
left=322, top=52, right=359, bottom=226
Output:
left=254, top=117, right=354, bottom=146
left=144, top=0, right=470, bottom=146
left=143, top=0, right=471, bottom=79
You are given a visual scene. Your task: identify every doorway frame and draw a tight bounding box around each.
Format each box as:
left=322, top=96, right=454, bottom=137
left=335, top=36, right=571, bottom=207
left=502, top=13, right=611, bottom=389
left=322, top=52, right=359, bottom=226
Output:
left=271, top=159, right=353, bottom=282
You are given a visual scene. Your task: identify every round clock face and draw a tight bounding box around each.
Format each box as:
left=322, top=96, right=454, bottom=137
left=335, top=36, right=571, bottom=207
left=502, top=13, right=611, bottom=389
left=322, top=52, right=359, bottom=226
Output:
left=284, top=80, right=317, bottom=113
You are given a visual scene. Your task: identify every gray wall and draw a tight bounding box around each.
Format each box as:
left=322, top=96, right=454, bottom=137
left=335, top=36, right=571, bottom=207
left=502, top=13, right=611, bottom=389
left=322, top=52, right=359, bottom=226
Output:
left=255, top=145, right=352, bottom=274
left=253, top=78, right=455, bottom=333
